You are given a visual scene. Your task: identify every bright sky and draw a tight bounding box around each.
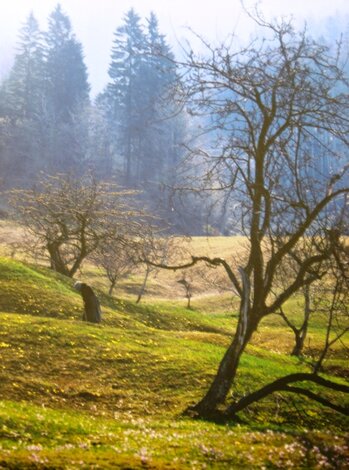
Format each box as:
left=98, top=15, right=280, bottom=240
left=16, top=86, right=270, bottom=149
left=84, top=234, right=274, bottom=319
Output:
left=1, top=0, right=349, bottom=95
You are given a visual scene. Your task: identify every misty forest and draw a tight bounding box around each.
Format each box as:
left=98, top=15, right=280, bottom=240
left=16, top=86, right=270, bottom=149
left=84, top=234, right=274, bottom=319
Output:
left=0, top=3, right=348, bottom=469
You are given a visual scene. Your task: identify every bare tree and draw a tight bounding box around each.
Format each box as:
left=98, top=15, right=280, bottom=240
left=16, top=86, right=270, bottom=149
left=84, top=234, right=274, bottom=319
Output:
left=136, top=262, right=154, bottom=304
left=149, top=16, right=349, bottom=418
left=92, top=238, right=137, bottom=296
left=137, top=234, right=190, bottom=303
left=225, top=262, right=349, bottom=420
left=177, top=272, right=193, bottom=309
left=273, top=242, right=318, bottom=357
left=313, top=232, right=349, bottom=374
left=9, top=173, right=141, bottom=277
left=313, top=278, right=349, bottom=375
left=279, top=285, right=313, bottom=357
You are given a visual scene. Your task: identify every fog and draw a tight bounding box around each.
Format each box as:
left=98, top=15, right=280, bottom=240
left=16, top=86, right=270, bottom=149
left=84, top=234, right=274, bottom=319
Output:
left=1, top=0, right=349, bottom=95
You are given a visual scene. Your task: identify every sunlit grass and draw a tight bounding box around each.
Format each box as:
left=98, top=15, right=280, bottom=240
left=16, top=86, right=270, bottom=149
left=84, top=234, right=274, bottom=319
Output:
left=0, top=249, right=348, bottom=467
left=1, top=399, right=348, bottom=469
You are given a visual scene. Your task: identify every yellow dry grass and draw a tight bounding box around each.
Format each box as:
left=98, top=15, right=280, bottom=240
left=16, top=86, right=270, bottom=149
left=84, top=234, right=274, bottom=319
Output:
left=0, top=221, right=248, bottom=301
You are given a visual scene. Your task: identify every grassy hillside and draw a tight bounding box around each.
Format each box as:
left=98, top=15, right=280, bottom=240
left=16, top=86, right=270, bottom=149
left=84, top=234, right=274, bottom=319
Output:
left=0, top=222, right=244, bottom=300
left=0, top=256, right=348, bottom=468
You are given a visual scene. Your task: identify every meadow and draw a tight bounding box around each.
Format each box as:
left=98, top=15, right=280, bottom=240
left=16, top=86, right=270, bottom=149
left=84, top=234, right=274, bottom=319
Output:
left=0, top=226, right=348, bottom=469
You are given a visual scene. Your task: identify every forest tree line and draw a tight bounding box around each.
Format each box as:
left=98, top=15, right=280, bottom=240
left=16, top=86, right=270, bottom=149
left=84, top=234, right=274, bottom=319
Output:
left=0, top=5, right=209, bottom=232
left=1, top=4, right=348, bottom=235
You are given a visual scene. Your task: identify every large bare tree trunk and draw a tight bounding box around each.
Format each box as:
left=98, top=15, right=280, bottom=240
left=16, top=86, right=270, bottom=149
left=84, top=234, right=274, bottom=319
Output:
left=189, top=271, right=256, bottom=417
left=190, top=316, right=256, bottom=416
left=191, top=268, right=254, bottom=417
left=136, top=265, right=150, bottom=304
left=47, top=242, right=70, bottom=277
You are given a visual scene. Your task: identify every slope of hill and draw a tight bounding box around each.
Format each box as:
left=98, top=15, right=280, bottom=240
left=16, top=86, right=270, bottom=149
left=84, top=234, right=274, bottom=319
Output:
left=0, top=256, right=348, bottom=469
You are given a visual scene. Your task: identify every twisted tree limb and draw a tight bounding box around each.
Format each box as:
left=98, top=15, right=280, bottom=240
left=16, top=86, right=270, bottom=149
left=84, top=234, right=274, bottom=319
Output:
left=226, top=373, right=349, bottom=418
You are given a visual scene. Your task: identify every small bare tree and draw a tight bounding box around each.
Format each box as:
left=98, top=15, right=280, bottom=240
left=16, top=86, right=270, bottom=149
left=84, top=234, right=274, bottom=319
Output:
left=273, top=240, right=318, bottom=357
left=177, top=272, right=193, bottom=309
left=92, top=238, right=137, bottom=296
left=275, top=223, right=349, bottom=358
left=137, top=233, right=190, bottom=303
left=312, top=231, right=349, bottom=374
left=9, top=173, right=140, bottom=277
left=279, top=284, right=313, bottom=357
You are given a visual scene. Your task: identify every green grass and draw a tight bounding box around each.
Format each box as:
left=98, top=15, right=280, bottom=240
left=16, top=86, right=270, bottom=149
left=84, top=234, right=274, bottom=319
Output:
left=0, top=256, right=348, bottom=468
left=109, top=298, right=235, bottom=334
left=1, top=400, right=348, bottom=469
left=0, top=257, right=80, bottom=319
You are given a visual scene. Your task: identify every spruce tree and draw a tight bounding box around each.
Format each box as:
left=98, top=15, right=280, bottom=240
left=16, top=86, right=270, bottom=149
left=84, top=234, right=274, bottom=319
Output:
left=141, top=12, right=181, bottom=182
left=45, top=4, right=89, bottom=120
left=104, top=9, right=185, bottom=187
left=0, top=12, right=45, bottom=185
left=106, top=8, right=146, bottom=184
left=44, top=3, right=90, bottom=170
left=5, top=12, right=45, bottom=120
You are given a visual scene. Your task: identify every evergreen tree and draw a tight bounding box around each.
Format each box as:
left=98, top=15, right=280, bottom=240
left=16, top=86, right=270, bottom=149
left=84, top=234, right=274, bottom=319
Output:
left=4, top=12, right=45, bottom=120
left=146, top=12, right=176, bottom=91
left=44, top=3, right=90, bottom=170
left=141, top=12, right=180, bottom=182
left=86, top=96, right=114, bottom=179
left=106, top=8, right=146, bottom=184
left=45, top=4, right=89, bottom=121
left=104, top=9, right=185, bottom=187
left=0, top=12, right=45, bottom=185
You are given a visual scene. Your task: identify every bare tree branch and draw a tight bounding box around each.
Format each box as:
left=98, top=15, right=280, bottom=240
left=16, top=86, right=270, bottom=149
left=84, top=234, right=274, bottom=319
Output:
left=226, top=373, right=349, bottom=417
left=145, top=255, right=243, bottom=297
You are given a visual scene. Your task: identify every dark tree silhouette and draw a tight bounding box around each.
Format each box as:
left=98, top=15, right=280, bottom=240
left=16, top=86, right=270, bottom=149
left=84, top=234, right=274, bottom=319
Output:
left=74, top=281, right=102, bottom=323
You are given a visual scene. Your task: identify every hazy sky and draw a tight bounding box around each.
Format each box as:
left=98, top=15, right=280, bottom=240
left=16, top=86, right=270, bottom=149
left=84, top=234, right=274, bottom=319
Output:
left=1, top=0, right=349, bottom=95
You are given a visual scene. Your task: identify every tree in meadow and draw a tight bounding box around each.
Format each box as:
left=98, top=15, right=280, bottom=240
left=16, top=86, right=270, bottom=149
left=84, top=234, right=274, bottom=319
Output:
left=148, top=16, right=349, bottom=419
